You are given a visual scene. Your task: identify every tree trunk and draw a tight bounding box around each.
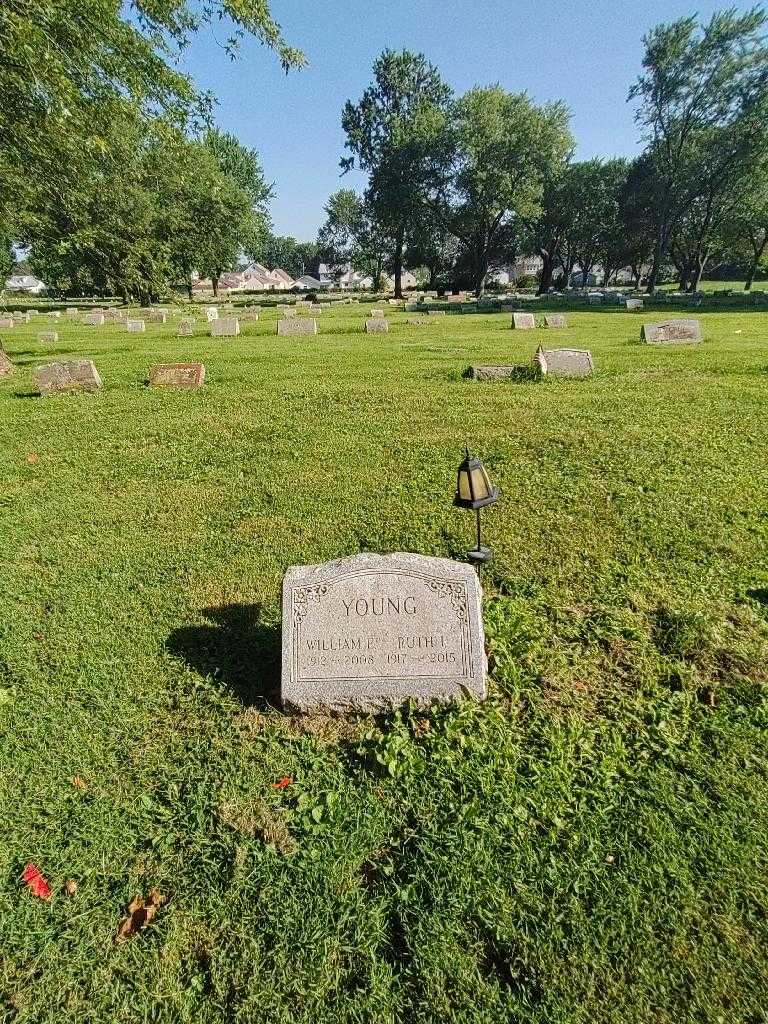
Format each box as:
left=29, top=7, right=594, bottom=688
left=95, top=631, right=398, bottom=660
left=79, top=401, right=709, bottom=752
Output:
left=393, top=224, right=405, bottom=298
left=647, top=236, right=663, bottom=294
left=212, top=274, right=220, bottom=298
left=689, top=254, right=707, bottom=294
left=745, top=237, right=767, bottom=290
left=537, top=253, right=554, bottom=295
left=187, top=279, right=194, bottom=301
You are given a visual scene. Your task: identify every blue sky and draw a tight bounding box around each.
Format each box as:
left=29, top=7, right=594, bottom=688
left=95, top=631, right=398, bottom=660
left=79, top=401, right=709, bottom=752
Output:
left=178, top=0, right=755, bottom=241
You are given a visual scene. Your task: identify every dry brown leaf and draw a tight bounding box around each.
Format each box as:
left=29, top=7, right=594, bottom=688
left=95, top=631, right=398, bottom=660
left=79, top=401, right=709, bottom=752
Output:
left=116, top=888, right=165, bottom=943
left=64, top=879, right=78, bottom=896
left=26, top=453, right=38, bottom=465
left=71, top=777, right=87, bottom=790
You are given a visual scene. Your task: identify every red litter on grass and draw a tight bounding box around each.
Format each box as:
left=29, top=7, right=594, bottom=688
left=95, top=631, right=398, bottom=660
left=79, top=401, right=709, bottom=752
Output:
left=271, top=777, right=293, bottom=790
left=22, top=863, right=52, bottom=900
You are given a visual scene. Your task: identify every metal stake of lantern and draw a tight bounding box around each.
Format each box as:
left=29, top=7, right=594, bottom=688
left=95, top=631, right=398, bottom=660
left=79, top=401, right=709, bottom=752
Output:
left=453, top=449, right=499, bottom=567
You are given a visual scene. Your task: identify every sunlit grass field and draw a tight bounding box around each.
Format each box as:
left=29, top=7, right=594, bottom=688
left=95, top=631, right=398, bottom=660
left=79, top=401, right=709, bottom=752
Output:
left=1, top=299, right=767, bottom=1023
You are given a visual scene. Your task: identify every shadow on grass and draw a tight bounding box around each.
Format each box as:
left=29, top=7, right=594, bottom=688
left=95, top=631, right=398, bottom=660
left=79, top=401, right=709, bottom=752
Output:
left=167, top=603, right=281, bottom=708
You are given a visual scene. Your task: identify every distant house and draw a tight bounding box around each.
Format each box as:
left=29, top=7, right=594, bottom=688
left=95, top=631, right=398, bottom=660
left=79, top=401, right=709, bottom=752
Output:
left=192, top=264, right=296, bottom=293
left=294, top=275, right=323, bottom=290
left=6, top=274, right=46, bottom=294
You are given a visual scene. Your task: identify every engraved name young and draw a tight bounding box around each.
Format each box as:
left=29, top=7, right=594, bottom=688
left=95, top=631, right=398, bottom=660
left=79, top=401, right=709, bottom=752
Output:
left=281, top=552, right=486, bottom=713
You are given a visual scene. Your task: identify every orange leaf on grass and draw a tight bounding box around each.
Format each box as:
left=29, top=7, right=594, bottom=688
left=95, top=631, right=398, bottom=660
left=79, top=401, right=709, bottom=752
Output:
left=25, top=453, right=38, bottom=465
left=22, top=863, right=52, bottom=900
left=71, top=777, right=87, bottom=790
left=116, top=888, right=165, bottom=943
left=271, top=776, right=293, bottom=790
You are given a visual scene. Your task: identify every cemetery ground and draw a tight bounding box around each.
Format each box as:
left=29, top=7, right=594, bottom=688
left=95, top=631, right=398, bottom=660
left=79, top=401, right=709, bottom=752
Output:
left=1, top=299, right=768, bottom=1024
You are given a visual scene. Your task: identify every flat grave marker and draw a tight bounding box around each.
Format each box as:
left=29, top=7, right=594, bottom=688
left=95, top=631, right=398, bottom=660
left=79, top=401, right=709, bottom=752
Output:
left=127, top=319, right=146, bottom=333
left=148, top=363, right=205, bottom=388
left=641, top=319, right=702, bottom=344
left=35, top=359, right=102, bottom=395
left=534, top=346, right=594, bottom=378
left=83, top=313, right=105, bottom=326
left=38, top=331, right=58, bottom=343
left=277, top=317, right=318, bottom=336
left=282, top=552, right=487, bottom=713
left=512, top=312, right=536, bottom=329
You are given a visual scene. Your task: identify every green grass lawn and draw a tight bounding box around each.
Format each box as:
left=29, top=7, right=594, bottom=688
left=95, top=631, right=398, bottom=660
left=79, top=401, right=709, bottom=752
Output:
left=1, top=301, right=767, bottom=1023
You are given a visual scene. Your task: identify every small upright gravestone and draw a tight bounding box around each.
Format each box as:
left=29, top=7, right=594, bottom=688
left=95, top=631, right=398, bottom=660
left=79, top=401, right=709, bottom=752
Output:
left=205, top=307, right=219, bottom=322
left=428, top=310, right=446, bottom=317
left=370, top=309, right=385, bottom=318
left=278, top=317, right=317, bottom=336
left=626, top=298, right=644, bottom=310
left=0, top=317, right=14, bottom=329
left=366, top=318, right=389, bottom=334
left=512, top=312, right=536, bottom=330
left=281, top=552, right=487, bottom=713
left=35, top=360, right=102, bottom=395
left=148, top=363, right=205, bottom=388
left=66, top=307, right=79, bottom=317
left=211, top=317, right=240, bottom=337
left=544, top=314, right=567, bottom=328
left=83, top=313, right=105, bottom=326
left=534, top=346, right=594, bottom=378
left=149, top=310, right=167, bottom=324
left=38, top=331, right=58, bottom=343
left=0, top=344, right=13, bottom=377
left=178, top=319, right=195, bottom=337
left=641, top=319, right=702, bottom=344
left=127, top=319, right=146, bottom=333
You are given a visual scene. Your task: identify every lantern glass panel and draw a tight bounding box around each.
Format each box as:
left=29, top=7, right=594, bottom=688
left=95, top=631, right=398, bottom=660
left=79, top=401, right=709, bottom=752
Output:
left=470, top=464, right=492, bottom=501
left=458, top=468, right=473, bottom=502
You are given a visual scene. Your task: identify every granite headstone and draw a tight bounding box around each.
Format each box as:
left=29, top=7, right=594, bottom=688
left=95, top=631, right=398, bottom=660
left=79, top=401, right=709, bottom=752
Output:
left=35, top=359, right=102, bottom=395
left=148, top=363, right=205, bottom=388
left=282, top=552, right=487, bottom=713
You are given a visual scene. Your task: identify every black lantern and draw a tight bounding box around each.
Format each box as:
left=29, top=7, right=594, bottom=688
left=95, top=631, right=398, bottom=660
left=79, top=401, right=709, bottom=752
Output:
left=453, top=450, right=499, bottom=566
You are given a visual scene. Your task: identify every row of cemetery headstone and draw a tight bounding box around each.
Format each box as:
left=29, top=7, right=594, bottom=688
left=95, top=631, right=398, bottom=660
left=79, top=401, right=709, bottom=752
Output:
left=27, top=359, right=208, bottom=394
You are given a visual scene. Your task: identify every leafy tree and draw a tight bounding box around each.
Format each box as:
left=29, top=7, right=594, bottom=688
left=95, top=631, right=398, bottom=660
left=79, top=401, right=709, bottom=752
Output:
left=0, top=0, right=302, bottom=251
left=720, top=167, right=768, bottom=289
left=451, top=86, right=572, bottom=296
left=405, top=207, right=459, bottom=290
left=629, top=8, right=768, bottom=292
left=527, top=169, right=575, bottom=295
left=317, top=189, right=391, bottom=290
left=341, top=50, right=453, bottom=297
left=258, top=235, right=318, bottom=277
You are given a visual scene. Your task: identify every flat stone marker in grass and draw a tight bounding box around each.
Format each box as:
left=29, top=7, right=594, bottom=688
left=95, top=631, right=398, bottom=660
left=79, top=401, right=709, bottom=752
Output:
left=211, top=317, right=240, bottom=337
left=205, top=307, right=219, bottom=322
left=277, top=317, right=318, bottom=336
left=641, top=319, right=702, bottom=344
left=534, top=346, right=594, bottom=378
left=281, top=552, right=487, bottom=713
left=428, top=310, right=446, bottom=317
left=308, top=305, right=322, bottom=314
left=512, top=312, right=535, bottom=329
left=469, top=365, right=521, bottom=381
left=407, top=317, right=433, bottom=326
left=49, top=311, right=61, bottom=319
left=127, top=319, right=146, bottom=333
left=83, top=313, right=105, bottom=326
left=366, top=318, right=389, bottom=334
left=371, top=309, right=385, bottom=318
left=148, top=363, right=205, bottom=388
left=544, top=314, right=567, bottom=328
left=0, top=317, right=14, bottom=329
left=38, top=331, right=58, bottom=343
left=0, top=343, right=13, bottom=377
left=35, top=359, right=102, bottom=395
left=626, top=298, right=644, bottom=310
